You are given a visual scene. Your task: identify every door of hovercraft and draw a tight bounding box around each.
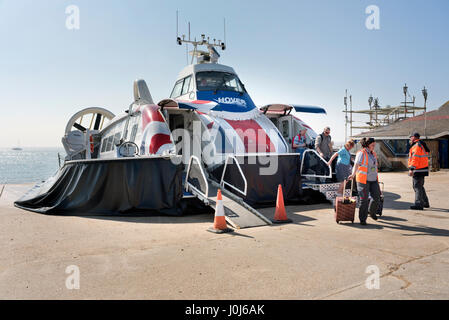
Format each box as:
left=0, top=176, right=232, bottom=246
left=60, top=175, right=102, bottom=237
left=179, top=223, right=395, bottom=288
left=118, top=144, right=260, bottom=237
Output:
left=261, top=104, right=331, bottom=180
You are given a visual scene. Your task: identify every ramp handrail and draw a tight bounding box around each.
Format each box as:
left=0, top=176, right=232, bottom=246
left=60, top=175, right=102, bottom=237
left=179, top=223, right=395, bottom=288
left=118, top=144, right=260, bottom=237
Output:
left=300, top=149, right=332, bottom=179
left=220, top=155, right=247, bottom=197
left=185, top=155, right=209, bottom=200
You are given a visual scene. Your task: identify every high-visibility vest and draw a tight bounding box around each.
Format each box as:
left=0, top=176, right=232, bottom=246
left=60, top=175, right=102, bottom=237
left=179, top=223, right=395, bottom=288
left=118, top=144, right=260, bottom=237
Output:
left=356, top=148, right=378, bottom=184
left=408, top=140, right=429, bottom=172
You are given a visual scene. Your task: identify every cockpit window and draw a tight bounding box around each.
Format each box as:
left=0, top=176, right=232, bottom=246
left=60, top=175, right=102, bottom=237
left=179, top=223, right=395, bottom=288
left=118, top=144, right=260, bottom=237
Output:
left=171, top=79, right=183, bottom=98
left=196, top=71, right=245, bottom=93
left=170, top=75, right=194, bottom=98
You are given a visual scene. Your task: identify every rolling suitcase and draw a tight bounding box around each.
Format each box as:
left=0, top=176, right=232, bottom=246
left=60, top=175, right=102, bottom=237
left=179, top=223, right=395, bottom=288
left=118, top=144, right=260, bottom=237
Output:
left=334, top=179, right=357, bottom=224
left=376, top=182, right=384, bottom=216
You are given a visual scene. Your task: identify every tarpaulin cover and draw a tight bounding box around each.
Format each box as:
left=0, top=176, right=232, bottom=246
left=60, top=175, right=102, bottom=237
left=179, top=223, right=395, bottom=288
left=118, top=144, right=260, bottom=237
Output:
left=209, top=154, right=302, bottom=206
left=14, top=157, right=184, bottom=215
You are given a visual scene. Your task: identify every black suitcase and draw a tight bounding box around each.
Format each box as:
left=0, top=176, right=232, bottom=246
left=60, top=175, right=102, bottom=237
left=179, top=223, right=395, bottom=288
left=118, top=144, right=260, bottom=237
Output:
left=377, top=182, right=384, bottom=216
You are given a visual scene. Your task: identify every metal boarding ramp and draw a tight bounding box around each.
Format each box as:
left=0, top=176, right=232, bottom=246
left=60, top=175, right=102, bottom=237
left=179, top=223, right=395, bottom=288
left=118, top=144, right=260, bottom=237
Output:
left=184, top=156, right=272, bottom=229
left=299, top=149, right=347, bottom=201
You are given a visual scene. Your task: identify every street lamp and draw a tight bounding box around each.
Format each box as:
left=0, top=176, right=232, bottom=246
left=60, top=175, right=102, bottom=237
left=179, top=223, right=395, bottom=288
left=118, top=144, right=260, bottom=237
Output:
left=422, top=86, right=428, bottom=110
left=403, top=83, right=408, bottom=118
left=374, top=98, right=379, bottom=126
left=422, top=86, right=428, bottom=138
left=344, top=90, right=348, bottom=142
left=368, top=95, right=374, bottom=127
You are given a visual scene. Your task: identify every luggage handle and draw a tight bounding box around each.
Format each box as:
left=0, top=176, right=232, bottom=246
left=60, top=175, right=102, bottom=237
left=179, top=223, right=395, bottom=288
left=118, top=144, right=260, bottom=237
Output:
left=342, top=178, right=355, bottom=202
left=343, top=178, right=355, bottom=195
left=378, top=181, right=384, bottom=195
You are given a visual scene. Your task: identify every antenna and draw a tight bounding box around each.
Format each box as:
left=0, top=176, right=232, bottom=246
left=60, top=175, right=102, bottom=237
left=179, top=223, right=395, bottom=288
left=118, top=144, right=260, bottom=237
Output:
left=175, top=13, right=227, bottom=64
left=223, top=18, right=226, bottom=50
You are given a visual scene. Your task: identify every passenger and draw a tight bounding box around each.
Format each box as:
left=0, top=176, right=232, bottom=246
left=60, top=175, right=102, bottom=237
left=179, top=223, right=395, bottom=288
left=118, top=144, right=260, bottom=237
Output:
left=315, top=126, right=333, bottom=161
left=408, top=132, right=430, bottom=210
left=315, top=126, right=333, bottom=182
left=328, top=139, right=355, bottom=182
left=348, top=137, right=381, bottom=225
left=292, top=128, right=307, bottom=155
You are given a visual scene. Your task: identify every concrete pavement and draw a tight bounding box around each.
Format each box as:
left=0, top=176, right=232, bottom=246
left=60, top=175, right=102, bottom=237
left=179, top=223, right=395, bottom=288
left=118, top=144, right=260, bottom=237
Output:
left=1, top=171, right=448, bottom=299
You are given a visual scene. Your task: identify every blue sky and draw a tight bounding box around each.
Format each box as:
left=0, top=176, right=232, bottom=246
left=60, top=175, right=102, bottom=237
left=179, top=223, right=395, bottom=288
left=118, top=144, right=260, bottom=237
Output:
left=0, top=0, right=448, bottom=147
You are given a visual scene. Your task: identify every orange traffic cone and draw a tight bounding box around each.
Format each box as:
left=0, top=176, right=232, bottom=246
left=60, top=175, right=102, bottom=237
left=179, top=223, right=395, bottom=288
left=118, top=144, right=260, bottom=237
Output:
left=207, top=189, right=233, bottom=233
left=272, top=184, right=292, bottom=224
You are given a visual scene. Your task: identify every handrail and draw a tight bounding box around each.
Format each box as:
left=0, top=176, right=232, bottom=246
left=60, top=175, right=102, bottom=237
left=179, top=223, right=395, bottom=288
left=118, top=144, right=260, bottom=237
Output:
left=300, top=149, right=332, bottom=178
left=185, top=155, right=209, bottom=199
left=220, top=155, right=247, bottom=197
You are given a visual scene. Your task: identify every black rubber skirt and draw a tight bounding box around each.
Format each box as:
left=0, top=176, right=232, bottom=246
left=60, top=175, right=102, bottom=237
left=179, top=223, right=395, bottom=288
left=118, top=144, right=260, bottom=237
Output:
left=14, top=156, right=184, bottom=216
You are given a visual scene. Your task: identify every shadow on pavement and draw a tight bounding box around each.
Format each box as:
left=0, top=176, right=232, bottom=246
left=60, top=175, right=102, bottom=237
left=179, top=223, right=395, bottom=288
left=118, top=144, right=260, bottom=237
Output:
left=380, top=220, right=449, bottom=237
left=339, top=222, right=384, bottom=230
left=287, top=213, right=316, bottom=227
left=377, top=215, right=408, bottom=222
left=382, top=191, right=413, bottom=210
left=77, top=213, right=214, bottom=225
left=226, top=231, right=255, bottom=239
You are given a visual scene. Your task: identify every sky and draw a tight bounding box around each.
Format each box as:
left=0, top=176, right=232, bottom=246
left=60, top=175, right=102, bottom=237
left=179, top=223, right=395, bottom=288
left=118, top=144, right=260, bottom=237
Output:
left=0, top=0, right=448, bottom=147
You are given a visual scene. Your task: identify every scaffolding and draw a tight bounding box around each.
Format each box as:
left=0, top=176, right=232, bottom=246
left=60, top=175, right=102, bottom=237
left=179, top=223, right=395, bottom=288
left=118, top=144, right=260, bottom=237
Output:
left=344, top=84, right=427, bottom=139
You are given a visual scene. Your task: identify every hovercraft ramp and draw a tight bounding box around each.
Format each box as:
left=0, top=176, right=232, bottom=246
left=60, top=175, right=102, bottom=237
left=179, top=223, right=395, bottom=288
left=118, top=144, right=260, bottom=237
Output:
left=184, top=156, right=272, bottom=229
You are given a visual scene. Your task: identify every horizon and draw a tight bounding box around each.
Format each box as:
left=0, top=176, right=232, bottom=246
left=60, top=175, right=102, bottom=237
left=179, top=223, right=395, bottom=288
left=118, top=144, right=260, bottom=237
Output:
left=1, top=0, right=448, bottom=148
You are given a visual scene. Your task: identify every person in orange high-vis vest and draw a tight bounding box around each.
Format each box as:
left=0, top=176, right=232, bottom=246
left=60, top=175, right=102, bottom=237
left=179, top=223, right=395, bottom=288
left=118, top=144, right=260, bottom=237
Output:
left=408, top=132, right=430, bottom=210
left=348, top=137, right=381, bottom=225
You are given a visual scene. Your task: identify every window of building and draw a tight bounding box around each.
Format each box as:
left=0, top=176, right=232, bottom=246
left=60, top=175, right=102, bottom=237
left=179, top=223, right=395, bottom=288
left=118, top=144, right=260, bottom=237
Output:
left=385, top=139, right=409, bottom=156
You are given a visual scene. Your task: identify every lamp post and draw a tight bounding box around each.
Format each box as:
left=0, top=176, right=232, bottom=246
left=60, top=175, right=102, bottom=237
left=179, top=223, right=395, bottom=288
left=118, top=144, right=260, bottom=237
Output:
left=350, top=95, right=353, bottom=138
left=368, top=95, right=373, bottom=127
left=403, top=83, right=408, bottom=118
left=344, top=90, right=348, bottom=142
left=422, top=86, right=428, bottom=138
left=374, top=98, right=379, bottom=127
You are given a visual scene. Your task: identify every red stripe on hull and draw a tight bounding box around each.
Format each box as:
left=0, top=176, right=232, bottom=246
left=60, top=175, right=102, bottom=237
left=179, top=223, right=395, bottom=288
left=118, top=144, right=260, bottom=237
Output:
left=149, top=134, right=172, bottom=154
left=225, top=119, right=276, bottom=153
left=142, top=105, right=165, bottom=127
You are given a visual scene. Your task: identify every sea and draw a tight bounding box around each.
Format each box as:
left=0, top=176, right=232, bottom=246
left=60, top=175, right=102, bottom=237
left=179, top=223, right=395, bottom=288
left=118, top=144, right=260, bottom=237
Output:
left=0, top=148, right=65, bottom=184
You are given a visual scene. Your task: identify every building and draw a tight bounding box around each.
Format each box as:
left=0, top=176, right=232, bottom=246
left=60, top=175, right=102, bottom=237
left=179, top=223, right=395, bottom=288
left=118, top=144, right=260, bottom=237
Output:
left=353, top=101, right=449, bottom=171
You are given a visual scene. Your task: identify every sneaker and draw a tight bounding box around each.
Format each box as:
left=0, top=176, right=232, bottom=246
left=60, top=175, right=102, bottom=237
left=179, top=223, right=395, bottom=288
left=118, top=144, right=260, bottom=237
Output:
left=424, top=204, right=430, bottom=208
left=369, top=212, right=378, bottom=220
left=360, top=221, right=367, bottom=225
left=410, top=205, right=424, bottom=210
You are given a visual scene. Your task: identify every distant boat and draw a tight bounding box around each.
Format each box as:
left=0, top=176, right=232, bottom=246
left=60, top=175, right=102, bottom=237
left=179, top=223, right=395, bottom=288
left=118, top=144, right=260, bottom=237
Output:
left=12, top=140, right=23, bottom=151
